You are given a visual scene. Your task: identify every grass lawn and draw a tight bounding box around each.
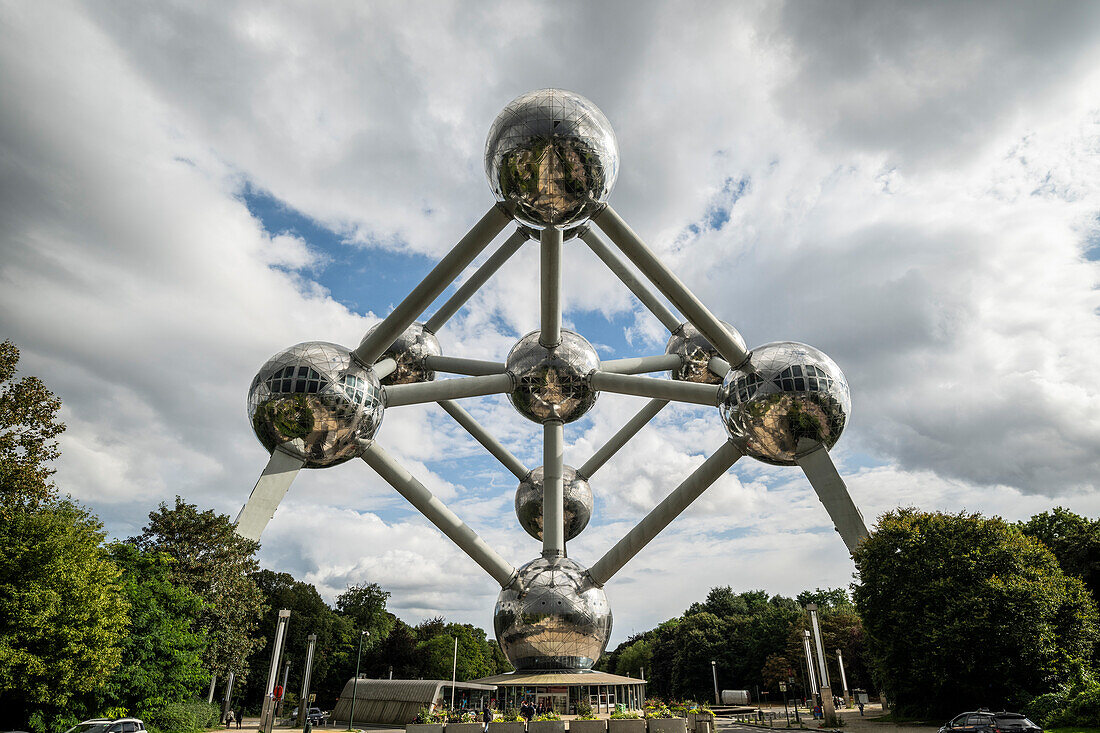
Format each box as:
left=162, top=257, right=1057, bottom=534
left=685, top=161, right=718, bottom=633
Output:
left=1047, top=728, right=1100, bottom=733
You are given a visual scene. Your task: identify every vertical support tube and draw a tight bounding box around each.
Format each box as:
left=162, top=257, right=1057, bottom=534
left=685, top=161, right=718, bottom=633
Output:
left=353, top=205, right=510, bottom=365
left=297, top=634, right=317, bottom=726
left=543, top=420, right=565, bottom=557
left=425, top=229, right=527, bottom=333
left=540, top=227, right=563, bottom=347
left=593, top=206, right=749, bottom=368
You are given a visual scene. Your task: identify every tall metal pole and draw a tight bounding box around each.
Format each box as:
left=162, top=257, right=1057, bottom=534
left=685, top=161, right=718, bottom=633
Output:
left=277, top=659, right=291, bottom=716
left=710, top=660, right=719, bottom=705
left=540, top=227, right=563, bottom=347
left=801, top=630, right=818, bottom=698
left=836, top=648, right=850, bottom=707
left=805, top=605, right=830, bottom=687
left=261, top=610, right=291, bottom=733
left=451, top=636, right=459, bottom=710
left=350, top=630, right=368, bottom=731
left=297, top=634, right=318, bottom=726
left=222, top=672, right=236, bottom=723
left=207, top=675, right=216, bottom=704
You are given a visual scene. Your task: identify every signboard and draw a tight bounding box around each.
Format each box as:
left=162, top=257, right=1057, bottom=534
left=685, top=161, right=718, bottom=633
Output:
left=779, top=682, right=787, bottom=692
left=309, top=694, right=316, bottom=703
left=273, top=685, right=283, bottom=700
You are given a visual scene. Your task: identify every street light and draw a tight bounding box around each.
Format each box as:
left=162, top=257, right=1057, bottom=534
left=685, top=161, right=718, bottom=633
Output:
left=711, top=660, right=719, bottom=705
left=349, top=630, right=370, bottom=731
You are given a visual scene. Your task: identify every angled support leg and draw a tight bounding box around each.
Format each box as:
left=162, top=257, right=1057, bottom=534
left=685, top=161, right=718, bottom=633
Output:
left=586, top=441, right=742, bottom=587
left=362, top=443, right=517, bottom=588
left=580, top=227, right=681, bottom=332
left=353, top=204, right=511, bottom=365
left=592, top=205, right=750, bottom=368
left=438, top=400, right=530, bottom=480
left=425, top=229, right=527, bottom=333
left=234, top=449, right=305, bottom=541
left=794, top=441, right=869, bottom=552
left=579, top=398, right=668, bottom=479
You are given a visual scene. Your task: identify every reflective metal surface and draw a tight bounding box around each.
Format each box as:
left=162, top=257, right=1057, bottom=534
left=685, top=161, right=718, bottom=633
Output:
left=515, top=465, right=594, bottom=542
left=665, top=321, right=747, bottom=384
left=494, top=556, right=612, bottom=670
left=362, top=321, right=441, bottom=385
left=519, top=224, right=581, bottom=242
left=506, top=329, right=600, bottom=424
left=485, top=89, right=618, bottom=230
left=248, top=342, right=385, bottom=468
left=718, top=342, right=850, bottom=466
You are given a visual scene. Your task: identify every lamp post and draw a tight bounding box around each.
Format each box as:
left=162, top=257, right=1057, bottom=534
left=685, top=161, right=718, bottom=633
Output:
left=710, top=660, right=719, bottom=705
left=350, top=630, right=369, bottom=731
left=451, top=636, right=459, bottom=710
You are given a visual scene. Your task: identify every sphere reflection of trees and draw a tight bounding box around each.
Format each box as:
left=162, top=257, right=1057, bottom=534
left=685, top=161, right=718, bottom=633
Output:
left=665, top=321, right=746, bottom=385
left=506, top=330, right=600, bottom=424
left=361, top=321, right=441, bottom=386
left=515, top=465, right=593, bottom=541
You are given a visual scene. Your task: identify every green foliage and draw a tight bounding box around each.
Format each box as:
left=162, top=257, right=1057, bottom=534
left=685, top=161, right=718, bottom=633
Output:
left=97, top=543, right=208, bottom=713
left=133, top=497, right=264, bottom=678
left=336, top=581, right=396, bottom=641
left=1030, top=681, right=1100, bottom=728
left=146, top=700, right=221, bottom=733
left=853, top=508, right=1100, bottom=718
left=644, top=703, right=674, bottom=719
left=1021, top=509, right=1100, bottom=626
left=502, top=708, right=522, bottom=722
left=0, top=341, right=65, bottom=514
left=575, top=700, right=594, bottom=719
left=414, top=621, right=502, bottom=681
left=609, top=711, right=640, bottom=719
left=533, top=711, right=560, bottom=721
left=614, top=639, right=652, bottom=680
left=0, top=500, right=130, bottom=723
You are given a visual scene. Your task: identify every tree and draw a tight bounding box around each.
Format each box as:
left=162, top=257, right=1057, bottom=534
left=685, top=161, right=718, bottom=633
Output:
left=0, top=341, right=65, bottom=514
left=0, top=501, right=130, bottom=726
left=614, top=638, right=652, bottom=680
left=853, top=508, right=1099, bottom=717
left=413, top=622, right=501, bottom=681
left=133, top=497, right=265, bottom=679
left=336, top=582, right=396, bottom=641
left=96, top=543, right=208, bottom=713
left=1021, top=508, right=1100, bottom=611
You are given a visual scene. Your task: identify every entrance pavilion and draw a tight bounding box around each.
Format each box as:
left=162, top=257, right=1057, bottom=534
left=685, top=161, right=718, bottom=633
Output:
left=472, top=669, right=646, bottom=716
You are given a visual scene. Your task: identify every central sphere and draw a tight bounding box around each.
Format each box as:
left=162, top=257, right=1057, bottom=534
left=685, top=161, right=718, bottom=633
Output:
left=494, top=556, right=612, bottom=671
left=717, top=341, right=850, bottom=466
left=485, top=89, right=619, bottom=230
left=362, top=321, right=441, bottom=386
left=515, top=465, right=594, bottom=542
left=506, top=330, right=600, bottom=424
left=248, top=342, right=385, bottom=468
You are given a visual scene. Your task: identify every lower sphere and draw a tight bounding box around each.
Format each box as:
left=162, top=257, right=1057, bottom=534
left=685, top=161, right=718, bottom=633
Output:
left=494, top=556, right=612, bottom=671
left=362, top=321, right=441, bottom=385
left=248, top=341, right=385, bottom=468
left=717, top=341, right=850, bottom=465
left=506, top=330, right=600, bottom=424
left=665, top=320, right=747, bottom=384
left=515, top=465, right=593, bottom=541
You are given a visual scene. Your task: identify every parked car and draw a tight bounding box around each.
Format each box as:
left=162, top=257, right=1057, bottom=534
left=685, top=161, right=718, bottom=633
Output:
left=939, top=710, right=1042, bottom=733
left=306, top=708, right=326, bottom=725
left=63, top=719, right=146, bottom=733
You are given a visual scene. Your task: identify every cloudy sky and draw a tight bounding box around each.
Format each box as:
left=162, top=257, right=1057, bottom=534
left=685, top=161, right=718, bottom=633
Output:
left=3, top=1, right=1100, bottom=647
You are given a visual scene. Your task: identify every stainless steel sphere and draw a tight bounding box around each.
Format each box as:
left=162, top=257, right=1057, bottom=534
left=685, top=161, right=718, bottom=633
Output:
left=485, top=89, right=619, bottom=230
left=515, top=465, right=594, bottom=542
left=506, top=329, right=600, bottom=424
left=361, top=321, right=441, bottom=385
left=494, top=556, right=612, bottom=671
left=248, top=342, right=385, bottom=468
left=665, top=320, right=747, bottom=385
left=717, top=342, right=850, bottom=466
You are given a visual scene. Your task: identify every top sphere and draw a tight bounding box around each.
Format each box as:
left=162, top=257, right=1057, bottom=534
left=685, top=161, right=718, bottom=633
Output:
left=248, top=342, right=385, bottom=468
left=717, top=341, right=850, bottom=466
left=485, top=89, right=618, bottom=230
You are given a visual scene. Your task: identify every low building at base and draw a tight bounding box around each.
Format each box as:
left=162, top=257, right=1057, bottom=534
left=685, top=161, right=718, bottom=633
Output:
left=472, top=669, right=646, bottom=716
left=330, top=678, right=498, bottom=725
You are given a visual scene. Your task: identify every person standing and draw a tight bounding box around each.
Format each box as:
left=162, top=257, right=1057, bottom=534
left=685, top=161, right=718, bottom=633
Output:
left=857, top=701, right=864, bottom=716
left=226, top=710, right=235, bottom=728
left=482, top=707, right=492, bottom=732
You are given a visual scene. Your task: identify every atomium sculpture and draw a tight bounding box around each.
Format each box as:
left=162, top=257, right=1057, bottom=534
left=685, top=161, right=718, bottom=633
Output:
left=235, top=89, right=869, bottom=672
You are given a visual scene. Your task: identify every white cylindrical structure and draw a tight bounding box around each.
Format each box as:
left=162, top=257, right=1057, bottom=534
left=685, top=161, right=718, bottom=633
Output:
left=836, top=647, right=850, bottom=701
left=543, top=420, right=565, bottom=557
left=451, top=636, right=459, bottom=709
left=711, top=661, right=719, bottom=705
left=297, top=634, right=317, bottom=726
left=802, top=630, right=818, bottom=696
left=540, top=227, right=562, bottom=347
left=806, top=604, right=831, bottom=688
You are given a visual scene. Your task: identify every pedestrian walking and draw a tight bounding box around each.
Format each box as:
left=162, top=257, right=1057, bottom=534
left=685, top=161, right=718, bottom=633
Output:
left=857, top=701, right=864, bottom=716
left=226, top=710, right=235, bottom=728
left=482, top=707, right=492, bottom=732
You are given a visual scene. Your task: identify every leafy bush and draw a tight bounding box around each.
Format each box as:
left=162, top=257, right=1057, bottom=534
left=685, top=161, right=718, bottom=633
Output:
left=146, top=701, right=221, bottom=733
left=502, top=708, right=522, bottom=722
left=644, top=703, right=674, bottom=719
left=608, top=711, right=640, bottom=720
left=533, top=711, right=560, bottom=721
left=575, top=701, right=595, bottom=719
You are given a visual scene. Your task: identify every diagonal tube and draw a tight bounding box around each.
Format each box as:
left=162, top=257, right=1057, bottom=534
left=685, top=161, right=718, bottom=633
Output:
left=590, top=371, right=719, bottom=406
left=424, top=355, right=506, bottom=376
left=708, top=356, right=730, bottom=381
left=438, top=400, right=530, bottom=480
left=586, top=441, right=742, bottom=587
left=794, top=440, right=870, bottom=552
left=540, top=227, right=563, bottom=347
left=353, top=204, right=511, bottom=365
left=592, top=205, right=750, bottom=367
left=425, top=229, right=527, bottom=333
left=384, top=373, right=514, bottom=407
left=578, top=398, right=669, bottom=479
left=362, top=443, right=517, bottom=587
left=599, top=354, right=683, bottom=375
left=580, top=227, right=681, bottom=332
left=543, top=420, right=565, bottom=557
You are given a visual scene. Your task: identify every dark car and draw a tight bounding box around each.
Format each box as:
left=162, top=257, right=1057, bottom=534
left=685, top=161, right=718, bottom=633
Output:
left=939, top=710, right=1042, bottom=733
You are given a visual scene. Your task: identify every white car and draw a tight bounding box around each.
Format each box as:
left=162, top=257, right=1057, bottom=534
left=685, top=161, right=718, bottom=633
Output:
left=64, top=719, right=146, bottom=733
